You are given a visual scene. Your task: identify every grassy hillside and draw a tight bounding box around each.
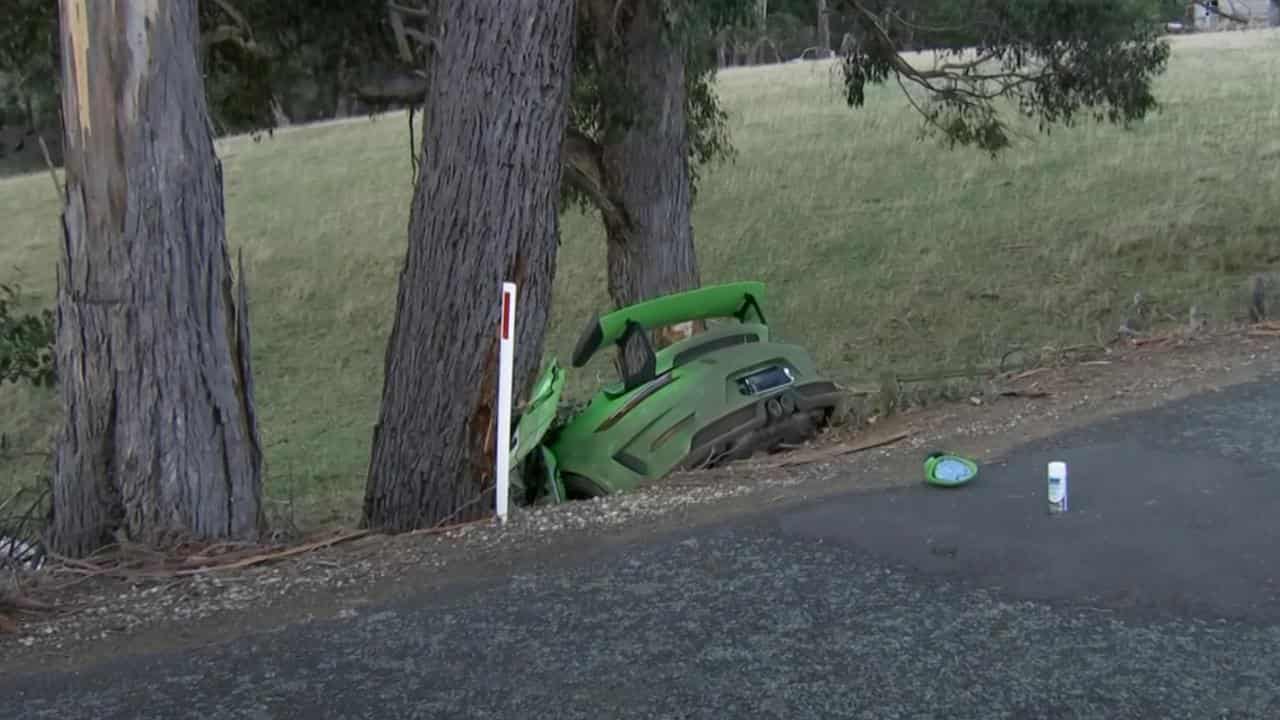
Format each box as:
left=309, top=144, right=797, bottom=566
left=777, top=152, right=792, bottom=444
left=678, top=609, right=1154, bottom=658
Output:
left=2, top=30, right=1278, bottom=526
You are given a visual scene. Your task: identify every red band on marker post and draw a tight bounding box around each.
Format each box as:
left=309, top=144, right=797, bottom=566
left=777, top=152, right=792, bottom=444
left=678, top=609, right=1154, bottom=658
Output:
left=502, top=290, right=512, bottom=340
left=495, top=282, right=517, bottom=524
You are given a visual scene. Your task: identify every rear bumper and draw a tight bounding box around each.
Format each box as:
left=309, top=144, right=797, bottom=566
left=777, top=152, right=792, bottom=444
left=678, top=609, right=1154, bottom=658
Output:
left=681, top=380, right=843, bottom=469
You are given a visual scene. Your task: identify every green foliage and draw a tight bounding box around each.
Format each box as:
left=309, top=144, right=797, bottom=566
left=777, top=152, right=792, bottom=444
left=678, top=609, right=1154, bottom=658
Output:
left=0, top=282, right=55, bottom=388
left=837, top=0, right=1172, bottom=154
left=670, top=1, right=750, bottom=195
left=200, top=20, right=275, bottom=134
left=200, top=0, right=399, bottom=134
left=0, top=0, right=59, bottom=131
left=0, top=0, right=389, bottom=138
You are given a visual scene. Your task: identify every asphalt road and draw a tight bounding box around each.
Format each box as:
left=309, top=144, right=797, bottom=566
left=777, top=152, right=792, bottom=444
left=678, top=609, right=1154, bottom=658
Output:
left=5, top=375, right=1280, bottom=719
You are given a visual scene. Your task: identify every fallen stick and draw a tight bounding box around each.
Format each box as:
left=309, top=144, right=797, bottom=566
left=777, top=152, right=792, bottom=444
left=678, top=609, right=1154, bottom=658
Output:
left=763, top=430, right=912, bottom=469
left=78, top=530, right=373, bottom=581
left=186, top=541, right=259, bottom=558
left=48, top=517, right=504, bottom=580
left=896, top=368, right=995, bottom=384
left=165, top=529, right=372, bottom=576
left=178, top=544, right=284, bottom=569
left=40, top=570, right=113, bottom=594
left=0, top=590, right=56, bottom=634
left=46, top=554, right=113, bottom=575
left=1, top=594, right=56, bottom=613
left=407, top=518, right=492, bottom=537
left=1247, top=329, right=1280, bottom=338
left=1059, top=343, right=1107, bottom=356
left=1008, top=367, right=1051, bottom=382
left=999, top=389, right=1051, bottom=399
left=837, top=430, right=912, bottom=455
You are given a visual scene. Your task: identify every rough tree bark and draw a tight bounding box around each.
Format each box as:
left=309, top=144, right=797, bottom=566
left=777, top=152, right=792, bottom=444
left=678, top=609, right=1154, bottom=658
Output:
left=50, top=0, right=262, bottom=557
left=372, top=0, right=705, bottom=350
left=570, top=0, right=704, bottom=352
left=600, top=3, right=700, bottom=312
left=362, top=0, right=576, bottom=533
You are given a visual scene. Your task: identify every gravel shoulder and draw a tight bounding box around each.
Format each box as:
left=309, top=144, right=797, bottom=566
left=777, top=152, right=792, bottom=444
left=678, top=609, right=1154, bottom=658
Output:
left=2, top=327, right=1278, bottom=674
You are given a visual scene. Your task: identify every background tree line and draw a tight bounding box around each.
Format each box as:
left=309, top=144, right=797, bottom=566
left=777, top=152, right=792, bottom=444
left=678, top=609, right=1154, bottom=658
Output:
left=2, top=0, right=1198, bottom=170
left=3, top=0, right=1172, bottom=556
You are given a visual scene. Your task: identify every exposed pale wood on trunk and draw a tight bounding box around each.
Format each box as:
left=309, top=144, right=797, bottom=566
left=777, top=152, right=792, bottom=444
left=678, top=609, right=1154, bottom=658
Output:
left=50, top=0, right=262, bottom=557
left=362, top=0, right=576, bottom=532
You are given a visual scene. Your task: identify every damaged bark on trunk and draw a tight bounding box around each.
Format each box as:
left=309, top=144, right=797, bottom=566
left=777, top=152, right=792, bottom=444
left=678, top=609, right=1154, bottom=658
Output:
left=362, top=0, right=576, bottom=533
left=50, top=0, right=262, bottom=557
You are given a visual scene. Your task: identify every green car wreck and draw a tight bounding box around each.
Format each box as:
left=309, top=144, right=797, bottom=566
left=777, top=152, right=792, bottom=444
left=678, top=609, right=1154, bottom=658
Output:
left=508, top=281, right=844, bottom=506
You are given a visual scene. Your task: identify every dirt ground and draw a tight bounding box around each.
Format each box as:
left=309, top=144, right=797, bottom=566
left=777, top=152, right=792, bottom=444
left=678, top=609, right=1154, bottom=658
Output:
left=2, top=322, right=1279, bottom=673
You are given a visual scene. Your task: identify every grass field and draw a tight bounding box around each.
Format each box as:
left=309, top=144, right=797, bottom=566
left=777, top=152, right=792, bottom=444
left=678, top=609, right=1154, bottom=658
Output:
left=2, top=30, right=1278, bottom=526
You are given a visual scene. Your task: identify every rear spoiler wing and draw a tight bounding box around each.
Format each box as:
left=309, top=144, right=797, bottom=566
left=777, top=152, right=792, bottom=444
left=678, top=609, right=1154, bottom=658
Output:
left=570, top=281, right=768, bottom=368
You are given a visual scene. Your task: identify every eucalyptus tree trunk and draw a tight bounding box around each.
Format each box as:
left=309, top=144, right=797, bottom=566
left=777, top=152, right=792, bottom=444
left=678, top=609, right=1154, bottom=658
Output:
left=599, top=10, right=701, bottom=311
left=363, top=0, right=576, bottom=533
left=50, top=0, right=262, bottom=557
left=589, top=0, right=704, bottom=351
left=559, top=0, right=709, bottom=363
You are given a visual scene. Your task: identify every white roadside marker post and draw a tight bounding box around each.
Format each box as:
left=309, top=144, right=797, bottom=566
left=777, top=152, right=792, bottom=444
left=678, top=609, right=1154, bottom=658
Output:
left=495, top=282, right=517, bottom=525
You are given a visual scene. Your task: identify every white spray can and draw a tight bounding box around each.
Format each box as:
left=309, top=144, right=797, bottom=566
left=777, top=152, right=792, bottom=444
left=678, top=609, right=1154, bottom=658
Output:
left=1047, top=461, right=1068, bottom=514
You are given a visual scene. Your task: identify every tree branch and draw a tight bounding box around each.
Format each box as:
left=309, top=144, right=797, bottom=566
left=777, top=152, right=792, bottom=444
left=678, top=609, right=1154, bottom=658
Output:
left=402, top=28, right=441, bottom=54
left=931, top=51, right=999, bottom=76
left=201, top=25, right=268, bottom=57
left=36, top=134, right=62, bottom=201
left=884, top=8, right=968, bottom=34
left=843, top=0, right=938, bottom=79
left=561, top=129, right=626, bottom=230
left=387, top=2, right=416, bottom=62
left=387, top=1, right=440, bottom=61
left=839, top=2, right=1048, bottom=109
left=835, top=0, right=1169, bottom=155
left=210, top=0, right=251, bottom=33
left=388, top=1, right=433, bottom=20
